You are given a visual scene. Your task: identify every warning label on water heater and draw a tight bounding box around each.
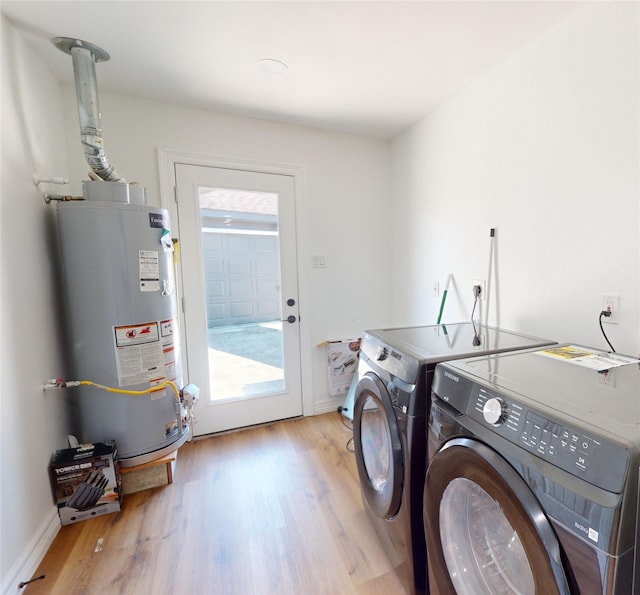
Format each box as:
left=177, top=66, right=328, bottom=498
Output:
left=114, top=323, right=159, bottom=347
left=161, top=319, right=177, bottom=381
left=139, top=250, right=160, bottom=292
left=113, top=322, right=165, bottom=387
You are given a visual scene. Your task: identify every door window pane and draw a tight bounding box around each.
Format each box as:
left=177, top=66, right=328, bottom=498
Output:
left=199, top=187, right=285, bottom=400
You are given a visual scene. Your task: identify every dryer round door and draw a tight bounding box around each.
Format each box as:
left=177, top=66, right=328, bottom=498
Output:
left=424, top=437, right=571, bottom=595
left=353, top=372, right=403, bottom=520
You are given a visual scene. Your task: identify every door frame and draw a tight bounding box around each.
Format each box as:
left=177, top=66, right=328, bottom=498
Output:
left=157, top=148, right=313, bottom=420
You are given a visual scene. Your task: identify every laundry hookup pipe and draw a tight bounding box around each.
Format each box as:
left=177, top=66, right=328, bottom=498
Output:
left=436, top=274, right=453, bottom=325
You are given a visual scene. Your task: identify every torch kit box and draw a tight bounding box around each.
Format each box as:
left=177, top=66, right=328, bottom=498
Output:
left=49, top=440, right=122, bottom=525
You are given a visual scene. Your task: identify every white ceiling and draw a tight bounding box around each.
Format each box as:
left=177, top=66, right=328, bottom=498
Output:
left=2, top=1, right=581, bottom=139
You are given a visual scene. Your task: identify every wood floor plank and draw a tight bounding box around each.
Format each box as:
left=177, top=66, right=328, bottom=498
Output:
left=25, top=413, right=406, bottom=595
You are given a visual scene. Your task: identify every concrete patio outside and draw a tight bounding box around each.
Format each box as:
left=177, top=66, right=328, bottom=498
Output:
left=207, top=321, right=285, bottom=399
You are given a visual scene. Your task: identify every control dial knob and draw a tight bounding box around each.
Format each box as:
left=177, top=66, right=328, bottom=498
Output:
left=483, top=397, right=507, bottom=426
left=375, top=346, right=388, bottom=361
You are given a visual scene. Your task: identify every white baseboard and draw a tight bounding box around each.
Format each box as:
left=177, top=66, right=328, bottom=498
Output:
left=2, top=508, right=60, bottom=595
left=313, top=395, right=348, bottom=416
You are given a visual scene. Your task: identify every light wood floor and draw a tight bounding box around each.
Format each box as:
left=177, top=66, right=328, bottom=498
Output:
left=27, top=413, right=406, bottom=595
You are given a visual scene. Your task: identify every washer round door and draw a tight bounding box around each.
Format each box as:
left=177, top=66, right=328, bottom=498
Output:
left=424, top=437, right=572, bottom=595
left=353, top=372, right=403, bottom=520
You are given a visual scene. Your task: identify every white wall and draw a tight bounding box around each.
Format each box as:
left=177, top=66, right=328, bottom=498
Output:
left=391, top=2, right=640, bottom=356
left=1, top=17, right=74, bottom=592
left=58, top=84, right=393, bottom=412
left=5, top=1, right=638, bottom=588
left=2, top=17, right=392, bottom=586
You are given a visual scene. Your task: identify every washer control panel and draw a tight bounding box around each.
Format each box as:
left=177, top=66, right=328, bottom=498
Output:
left=466, top=384, right=628, bottom=493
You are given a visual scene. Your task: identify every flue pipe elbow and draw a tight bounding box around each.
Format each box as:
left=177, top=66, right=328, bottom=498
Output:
left=53, top=37, right=125, bottom=183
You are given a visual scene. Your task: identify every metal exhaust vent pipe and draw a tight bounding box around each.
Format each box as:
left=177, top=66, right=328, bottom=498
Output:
left=53, top=37, right=125, bottom=183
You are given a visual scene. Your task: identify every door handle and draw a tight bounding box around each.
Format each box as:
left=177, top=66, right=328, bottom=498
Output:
left=282, top=315, right=297, bottom=324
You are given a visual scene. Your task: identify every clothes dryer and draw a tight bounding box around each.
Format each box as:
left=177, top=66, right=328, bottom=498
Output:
left=425, top=344, right=640, bottom=594
left=352, top=323, right=555, bottom=595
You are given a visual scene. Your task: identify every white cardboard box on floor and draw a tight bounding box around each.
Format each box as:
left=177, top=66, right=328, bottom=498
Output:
left=325, top=338, right=361, bottom=396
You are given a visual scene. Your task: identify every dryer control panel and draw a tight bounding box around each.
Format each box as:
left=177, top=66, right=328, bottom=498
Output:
left=360, top=333, right=420, bottom=385
left=433, top=368, right=629, bottom=493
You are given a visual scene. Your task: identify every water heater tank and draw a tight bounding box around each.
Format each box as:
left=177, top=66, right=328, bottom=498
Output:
left=57, top=181, right=188, bottom=466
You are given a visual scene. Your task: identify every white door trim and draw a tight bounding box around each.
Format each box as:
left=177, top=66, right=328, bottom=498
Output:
left=157, top=147, right=313, bottom=419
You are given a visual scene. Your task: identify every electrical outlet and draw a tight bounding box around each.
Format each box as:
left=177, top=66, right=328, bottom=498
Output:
left=601, top=294, right=619, bottom=324
left=472, top=279, right=486, bottom=300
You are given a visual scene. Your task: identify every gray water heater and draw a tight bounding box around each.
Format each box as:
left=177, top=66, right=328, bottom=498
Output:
left=57, top=181, right=188, bottom=466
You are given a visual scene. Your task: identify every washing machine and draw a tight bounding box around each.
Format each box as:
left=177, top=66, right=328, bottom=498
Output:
left=352, top=323, right=556, bottom=595
left=425, top=344, right=640, bottom=594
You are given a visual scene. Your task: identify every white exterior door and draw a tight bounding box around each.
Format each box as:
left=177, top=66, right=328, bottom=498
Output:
left=175, top=163, right=302, bottom=435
